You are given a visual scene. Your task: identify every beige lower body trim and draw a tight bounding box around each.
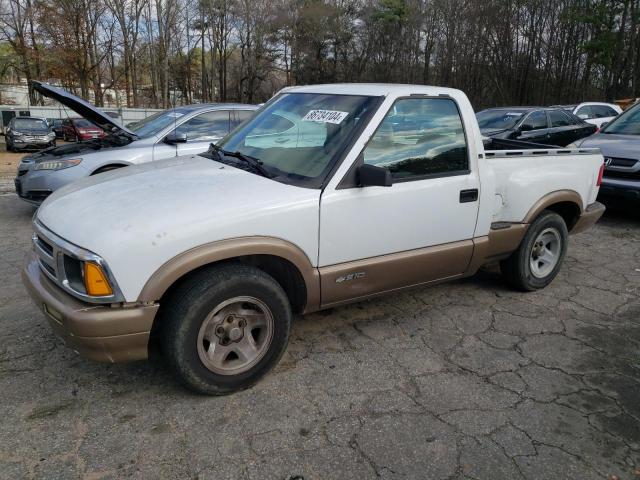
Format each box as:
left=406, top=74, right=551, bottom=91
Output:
left=319, top=240, right=474, bottom=308
left=571, top=201, right=605, bottom=235
left=486, top=223, right=529, bottom=260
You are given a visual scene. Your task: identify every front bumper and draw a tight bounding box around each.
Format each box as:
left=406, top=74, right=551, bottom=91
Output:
left=22, top=251, right=158, bottom=362
left=12, top=137, right=54, bottom=149
left=14, top=162, right=89, bottom=205
left=571, top=202, right=606, bottom=235
left=599, top=178, right=640, bottom=200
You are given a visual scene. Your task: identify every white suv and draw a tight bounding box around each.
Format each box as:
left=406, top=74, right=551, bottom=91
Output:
left=557, top=102, right=622, bottom=128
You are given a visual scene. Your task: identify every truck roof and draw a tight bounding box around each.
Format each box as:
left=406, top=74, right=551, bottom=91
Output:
left=282, top=83, right=464, bottom=97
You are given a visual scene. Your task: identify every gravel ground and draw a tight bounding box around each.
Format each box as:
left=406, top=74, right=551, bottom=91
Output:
left=0, top=193, right=639, bottom=480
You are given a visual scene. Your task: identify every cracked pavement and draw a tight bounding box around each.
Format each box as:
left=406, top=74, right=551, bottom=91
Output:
left=0, top=193, right=639, bottom=479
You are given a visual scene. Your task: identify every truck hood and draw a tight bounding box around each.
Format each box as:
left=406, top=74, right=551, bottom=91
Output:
left=578, top=133, right=640, bottom=159
left=30, top=80, right=136, bottom=138
left=36, top=155, right=320, bottom=300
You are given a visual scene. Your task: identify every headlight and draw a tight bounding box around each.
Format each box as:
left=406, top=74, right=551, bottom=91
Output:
left=566, top=143, right=578, bottom=149
left=47, top=132, right=56, bottom=139
left=34, top=158, right=82, bottom=171
left=13, top=131, right=24, bottom=137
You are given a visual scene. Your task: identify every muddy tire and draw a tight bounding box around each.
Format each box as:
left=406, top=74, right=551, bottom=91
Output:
left=500, top=211, right=568, bottom=291
left=160, top=264, right=292, bottom=395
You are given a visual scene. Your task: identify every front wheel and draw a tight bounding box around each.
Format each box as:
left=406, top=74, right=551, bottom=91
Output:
left=160, top=264, right=292, bottom=395
left=500, top=211, right=568, bottom=291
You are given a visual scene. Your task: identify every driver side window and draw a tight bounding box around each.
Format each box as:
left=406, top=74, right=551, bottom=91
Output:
left=175, top=110, right=230, bottom=141
left=363, top=98, right=468, bottom=181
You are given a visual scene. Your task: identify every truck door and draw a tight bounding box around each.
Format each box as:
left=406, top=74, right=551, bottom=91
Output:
left=318, top=97, right=481, bottom=306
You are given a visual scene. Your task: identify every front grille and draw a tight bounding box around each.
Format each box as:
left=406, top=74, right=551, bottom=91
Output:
left=606, top=157, right=638, bottom=168
left=38, top=258, right=57, bottom=278
left=603, top=170, right=640, bottom=181
left=22, top=190, right=52, bottom=202
left=36, top=235, right=54, bottom=256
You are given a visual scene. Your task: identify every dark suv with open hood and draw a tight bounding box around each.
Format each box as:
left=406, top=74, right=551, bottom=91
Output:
left=14, top=81, right=257, bottom=205
left=6, top=117, right=56, bottom=151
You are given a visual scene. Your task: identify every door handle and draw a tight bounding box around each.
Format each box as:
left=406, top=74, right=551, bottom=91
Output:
left=460, top=189, right=478, bottom=203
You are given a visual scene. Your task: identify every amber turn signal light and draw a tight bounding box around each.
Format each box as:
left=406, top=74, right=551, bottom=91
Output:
left=84, top=262, right=113, bottom=296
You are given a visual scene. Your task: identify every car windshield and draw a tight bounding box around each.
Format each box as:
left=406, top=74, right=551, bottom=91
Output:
left=602, top=103, right=640, bottom=135
left=73, top=119, right=94, bottom=128
left=216, top=93, right=378, bottom=187
left=476, top=109, right=526, bottom=130
left=13, top=118, right=48, bottom=130
left=129, top=108, right=190, bottom=138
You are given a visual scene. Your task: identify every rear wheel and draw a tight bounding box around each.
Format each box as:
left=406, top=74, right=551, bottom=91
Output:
left=160, top=264, right=292, bottom=395
left=500, top=211, right=568, bottom=291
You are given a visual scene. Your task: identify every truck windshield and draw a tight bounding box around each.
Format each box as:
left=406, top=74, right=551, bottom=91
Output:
left=216, top=93, right=378, bottom=187
left=602, top=103, right=640, bottom=135
left=476, top=109, right=526, bottom=130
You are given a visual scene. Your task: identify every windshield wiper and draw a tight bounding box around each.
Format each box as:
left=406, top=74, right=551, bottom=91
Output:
left=208, top=144, right=272, bottom=178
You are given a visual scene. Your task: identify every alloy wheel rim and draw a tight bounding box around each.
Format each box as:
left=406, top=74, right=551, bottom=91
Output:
left=529, top=227, right=562, bottom=279
left=196, top=296, right=274, bottom=375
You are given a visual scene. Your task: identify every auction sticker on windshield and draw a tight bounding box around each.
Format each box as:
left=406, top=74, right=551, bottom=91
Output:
left=302, top=110, right=349, bottom=124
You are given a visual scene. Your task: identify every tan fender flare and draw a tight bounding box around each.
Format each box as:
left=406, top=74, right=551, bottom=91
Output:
left=137, top=237, right=321, bottom=312
left=523, top=190, right=583, bottom=225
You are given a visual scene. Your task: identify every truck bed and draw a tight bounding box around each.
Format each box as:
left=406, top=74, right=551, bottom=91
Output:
left=482, top=141, right=603, bottom=226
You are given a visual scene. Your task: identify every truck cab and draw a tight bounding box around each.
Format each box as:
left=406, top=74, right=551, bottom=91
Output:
left=22, top=84, right=605, bottom=394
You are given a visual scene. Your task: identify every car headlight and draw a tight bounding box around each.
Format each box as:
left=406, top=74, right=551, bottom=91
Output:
left=13, top=131, right=24, bottom=137
left=34, top=158, right=82, bottom=171
left=47, top=132, right=56, bottom=139
left=566, top=143, right=578, bottom=149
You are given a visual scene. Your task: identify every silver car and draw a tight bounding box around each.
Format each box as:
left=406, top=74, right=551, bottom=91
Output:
left=572, top=101, right=640, bottom=201
left=15, top=81, right=257, bottom=205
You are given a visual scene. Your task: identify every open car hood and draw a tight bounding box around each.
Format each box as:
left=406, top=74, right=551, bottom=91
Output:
left=30, top=81, right=137, bottom=138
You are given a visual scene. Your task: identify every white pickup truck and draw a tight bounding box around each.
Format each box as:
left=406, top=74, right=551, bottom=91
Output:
left=23, top=84, right=605, bottom=394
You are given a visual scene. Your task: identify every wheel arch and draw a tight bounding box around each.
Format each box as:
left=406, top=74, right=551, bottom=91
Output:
left=138, top=237, right=321, bottom=315
left=523, top=190, right=583, bottom=232
left=91, top=162, right=131, bottom=175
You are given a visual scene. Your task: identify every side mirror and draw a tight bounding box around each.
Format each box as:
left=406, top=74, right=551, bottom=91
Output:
left=519, top=124, right=533, bottom=132
left=578, top=114, right=589, bottom=120
left=164, top=132, right=187, bottom=144
left=358, top=164, right=392, bottom=187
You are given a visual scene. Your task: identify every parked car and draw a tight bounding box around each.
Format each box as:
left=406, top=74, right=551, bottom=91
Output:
left=5, top=117, right=56, bottom=151
left=570, top=101, right=640, bottom=200
left=22, top=84, right=605, bottom=394
left=476, top=107, right=597, bottom=146
left=554, top=102, right=622, bottom=129
left=15, top=81, right=258, bottom=205
left=60, top=118, right=105, bottom=142
left=49, top=119, right=65, bottom=139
